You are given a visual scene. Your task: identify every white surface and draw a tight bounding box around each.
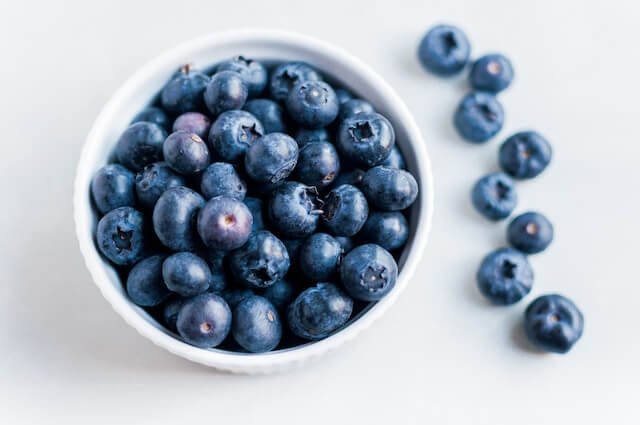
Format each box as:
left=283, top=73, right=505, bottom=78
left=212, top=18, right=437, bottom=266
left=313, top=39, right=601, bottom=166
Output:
left=73, top=29, right=433, bottom=373
left=1, top=0, right=639, bottom=423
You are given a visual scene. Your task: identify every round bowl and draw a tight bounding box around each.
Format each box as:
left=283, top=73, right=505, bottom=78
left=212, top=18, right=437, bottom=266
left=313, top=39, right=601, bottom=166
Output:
left=74, top=29, right=434, bottom=374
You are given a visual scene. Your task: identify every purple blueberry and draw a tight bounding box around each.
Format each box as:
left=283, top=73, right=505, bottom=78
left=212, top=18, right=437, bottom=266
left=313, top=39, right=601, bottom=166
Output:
left=196, top=196, right=253, bottom=251
left=126, top=255, right=170, bottom=307
left=200, top=162, right=247, bottom=201
left=162, top=252, right=212, bottom=297
left=163, top=131, right=210, bottom=175
left=204, top=71, right=248, bottom=116
left=161, top=64, right=210, bottom=115
left=244, top=133, right=298, bottom=183
left=172, top=112, right=211, bottom=139
left=231, top=295, right=282, bottom=353
left=152, top=186, right=205, bottom=251
left=176, top=293, right=231, bottom=348
left=115, top=122, right=167, bottom=171
left=91, top=164, right=136, bottom=214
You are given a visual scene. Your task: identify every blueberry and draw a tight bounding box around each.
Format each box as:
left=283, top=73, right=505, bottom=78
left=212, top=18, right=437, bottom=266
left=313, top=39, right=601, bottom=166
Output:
left=96, top=207, right=147, bottom=266
left=288, top=283, right=353, bottom=340
left=336, top=112, right=395, bottom=168
left=499, top=131, right=552, bottom=179
left=161, top=64, right=210, bottom=115
left=134, top=162, right=186, bottom=209
left=322, top=184, right=369, bottom=237
left=299, top=233, right=343, bottom=281
left=340, top=244, right=398, bottom=301
left=132, top=106, right=170, bottom=131
left=231, top=296, right=282, bottom=353
left=380, top=145, right=406, bottom=169
left=244, top=133, right=298, bottom=183
left=172, top=112, right=211, bottom=139
left=286, top=80, right=339, bottom=129
left=204, top=71, right=249, bottom=116
left=524, top=294, right=584, bottom=354
left=217, top=56, right=268, bottom=98
left=476, top=247, right=533, bottom=305
left=361, top=166, right=418, bottom=212
left=335, top=236, right=355, bottom=253
left=243, top=197, right=265, bottom=232
left=260, top=279, right=295, bottom=312
left=176, top=293, right=231, bottom=348
left=208, top=110, right=264, bottom=162
left=228, top=230, right=290, bottom=289
left=417, top=24, right=471, bottom=76
left=269, top=61, right=321, bottom=102
left=115, top=122, right=167, bottom=171
left=294, top=127, right=329, bottom=147
left=294, top=141, right=340, bottom=189
left=200, top=162, right=247, bottom=200
left=454, top=92, right=504, bottom=143
left=243, top=99, right=287, bottom=133
left=471, top=172, right=517, bottom=220
left=360, top=211, right=409, bottom=251
left=469, top=54, right=514, bottom=93
left=335, top=88, right=353, bottom=104
left=332, top=168, right=365, bottom=188
left=507, top=212, right=554, bottom=254
left=91, top=164, right=136, bottom=214
left=163, top=131, right=210, bottom=175
left=338, top=98, right=375, bottom=121
left=162, top=296, right=184, bottom=331
left=126, top=255, right=170, bottom=307
left=152, top=186, right=205, bottom=251
left=268, top=182, right=322, bottom=238
left=196, top=196, right=253, bottom=251
left=201, top=249, right=228, bottom=293
left=162, top=252, right=212, bottom=297
left=220, top=287, right=254, bottom=309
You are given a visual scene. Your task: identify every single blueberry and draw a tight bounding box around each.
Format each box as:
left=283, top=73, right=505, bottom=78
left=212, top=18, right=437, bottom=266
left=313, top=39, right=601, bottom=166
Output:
left=160, top=64, right=210, bottom=115
left=162, top=296, right=184, bottom=332
left=299, top=233, right=343, bottom=281
left=294, top=127, right=330, bottom=147
left=196, top=196, right=253, bottom=251
left=163, top=131, right=210, bottom=175
left=288, top=282, right=353, bottom=340
left=172, top=112, right=211, bottom=139
left=336, top=112, right=395, bottom=168
left=132, top=106, right=170, bottom=131
left=361, top=166, right=419, bottom=211
left=417, top=24, right=471, bottom=76
left=476, top=247, right=533, bottom=305
left=338, top=98, right=375, bottom=121
left=335, top=88, right=353, bottom=104
left=294, top=141, right=340, bottom=189
left=380, top=145, right=406, bottom=169
left=332, top=168, right=365, bottom=188
left=228, top=230, right=290, bottom=289
left=162, top=252, right=212, bottom=297
left=152, top=186, right=205, bottom=251
left=243, top=98, right=287, bottom=134
left=360, top=211, right=409, bottom=251
left=269, top=61, right=321, bottom=102
left=507, top=212, right=554, bottom=254
left=115, top=122, right=167, bottom=171
left=96, top=207, right=147, bottom=266
left=469, top=54, right=514, bottom=93
left=231, top=295, right=282, bottom=353
left=260, top=279, right=295, bottom=312
left=208, top=110, right=264, bottom=162
left=268, top=182, right=323, bottom=238
left=524, top=294, right=584, bottom=354
left=134, top=162, right=186, bottom=209
left=126, top=255, right=170, bottom=307
left=454, top=92, right=504, bottom=143
left=243, top=197, right=265, bottom=232
left=471, top=172, right=517, bottom=220
left=499, top=131, right=552, bottom=179
left=334, top=236, right=355, bottom=253
left=200, top=162, right=247, bottom=200
left=286, top=80, right=339, bottom=129
left=220, top=287, right=254, bottom=309
left=91, top=164, right=136, bottom=214
left=204, top=71, right=249, bottom=116
left=244, top=133, right=298, bottom=183
left=340, top=244, right=398, bottom=301
left=176, top=293, right=231, bottom=348
left=217, top=56, right=268, bottom=98
left=322, top=184, right=369, bottom=237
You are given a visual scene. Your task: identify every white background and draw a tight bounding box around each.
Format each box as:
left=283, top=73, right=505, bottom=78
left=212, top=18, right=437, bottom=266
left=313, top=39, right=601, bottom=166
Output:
left=1, top=0, right=639, bottom=423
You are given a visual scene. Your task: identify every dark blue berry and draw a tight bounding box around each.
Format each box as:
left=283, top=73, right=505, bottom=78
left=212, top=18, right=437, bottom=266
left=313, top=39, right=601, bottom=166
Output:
left=299, top=233, right=343, bottom=281
left=359, top=211, right=409, bottom=251
left=338, top=98, right=375, bottom=121
left=200, top=162, right=247, bottom=200
left=294, top=127, right=329, bottom=147
left=469, top=54, right=514, bottom=93
left=91, top=164, right=136, bottom=214
left=454, top=92, right=504, bottom=143
left=340, top=244, right=398, bottom=301
left=361, top=166, right=418, bottom=211
left=208, top=110, right=264, bottom=162
left=476, top=247, right=533, bottom=305
left=244, top=133, right=298, bottom=183
left=196, top=196, right=253, bottom=251
left=288, top=283, right=353, bottom=340
left=507, top=212, right=554, bottom=254
left=231, top=296, right=282, bottom=353
left=337, top=112, right=395, bottom=168
left=162, top=252, right=212, bottom=297
left=96, top=207, right=147, bottom=266
left=286, top=80, right=339, bottom=129
left=524, top=294, right=584, bottom=354
left=243, top=99, right=287, bottom=133
left=161, top=65, right=210, bottom=115
left=172, top=112, right=211, bottom=139
left=322, top=184, right=369, bottom=237
left=176, top=293, right=231, bottom=348
left=204, top=71, right=248, bottom=116
left=471, top=172, right=517, bottom=221
left=152, top=186, right=205, bottom=251
left=294, top=141, right=340, bottom=189
left=417, top=24, right=471, bottom=76
left=217, top=56, right=268, bottom=98
left=228, top=230, right=290, bottom=289
left=380, top=145, right=406, bottom=169
left=499, top=131, right=552, bottom=179
left=268, top=182, right=322, bottom=238
left=115, top=122, right=167, bottom=171
left=126, top=255, right=170, bottom=306
left=163, top=131, right=210, bottom=175
left=269, top=62, right=321, bottom=102
left=134, top=162, right=186, bottom=209
left=132, top=106, right=170, bottom=131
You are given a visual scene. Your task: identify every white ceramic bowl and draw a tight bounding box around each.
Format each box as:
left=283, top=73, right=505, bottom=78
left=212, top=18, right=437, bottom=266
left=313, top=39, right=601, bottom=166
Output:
left=74, top=29, right=434, bottom=374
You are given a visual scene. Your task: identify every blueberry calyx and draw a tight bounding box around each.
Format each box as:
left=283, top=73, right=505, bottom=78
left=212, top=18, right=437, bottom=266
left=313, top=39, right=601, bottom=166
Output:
left=349, top=122, right=374, bottom=140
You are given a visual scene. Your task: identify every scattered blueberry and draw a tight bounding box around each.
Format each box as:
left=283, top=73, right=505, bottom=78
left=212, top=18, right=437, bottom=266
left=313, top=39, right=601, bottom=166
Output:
left=152, top=186, right=205, bottom=251
left=469, top=54, right=514, bottom=93
left=176, top=292, right=231, bottom=348
left=360, top=211, right=409, bottom=251
left=499, top=131, right=552, bottom=179
left=322, top=184, right=369, bottom=237
left=162, top=252, right=212, bottom=297
left=204, top=70, right=248, bottom=116
left=91, top=164, right=136, bottom=214
left=380, top=145, right=406, bottom=169
left=417, top=24, right=471, bottom=76
left=524, top=294, right=584, bottom=354
left=161, top=64, right=210, bottom=115
left=231, top=295, right=282, bottom=353
left=269, top=62, right=321, bottom=102
left=243, top=99, right=287, bottom=133
left=208, top=110, right=264, bottom=162
left=286, top=80, right=339, bottom=129
left=244, top=133, right=298, bottom=183
left=476, top=247, right=533, bottom=305
left=507, top=212, right=554, bottom=254
left=197, top=196, right=253, bottom=251
left=338, top=98, right=375, bottom=121
left=299, top=233, right=343, bottom=281
left=228, top=230, right=290, bottom=289
left=243, top=196, right=265, bottom=232
left=340, top=244, right=398, bottom=301
left=288, top=283, right=353, bottom=340
left=132, top=106, right=170, bottom=131
left=163, top=131, right=210, bottom=175
left=268, top=182, right=323, bottom=238
left=471, top=172, right=517, bottom=220
left=200, top=162, right=247, bottom=201
left=217, top=56, right=268, bottom=98
left=294, top=141, right=340, bottom=189
left=361, top=166, right=419, bottom=211
left=115, top=122, right=167, bottom=171
left=454, top=91, right=504, bottom=143
left=294, top=127, right=329, bottom=147
left=96, top=207, right=147, bottom=266
left=126, top=255, right=170, bottom=307
left=134, top=162, right=186, bottom=209
left=172, top=112, right=211, bottom=139
left=260, top=279, right=295, bottom=312
left=337, top=112, right=395, bottom=168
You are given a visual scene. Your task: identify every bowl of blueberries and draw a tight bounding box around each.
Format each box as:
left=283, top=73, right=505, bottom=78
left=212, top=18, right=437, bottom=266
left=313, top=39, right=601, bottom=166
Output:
left=74, top=29, right=433, bottom=373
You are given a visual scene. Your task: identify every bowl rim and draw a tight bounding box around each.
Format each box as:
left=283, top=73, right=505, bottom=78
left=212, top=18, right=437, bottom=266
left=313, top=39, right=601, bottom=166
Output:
left=73, top=28, right=434, bottom=373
